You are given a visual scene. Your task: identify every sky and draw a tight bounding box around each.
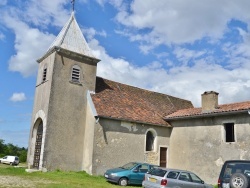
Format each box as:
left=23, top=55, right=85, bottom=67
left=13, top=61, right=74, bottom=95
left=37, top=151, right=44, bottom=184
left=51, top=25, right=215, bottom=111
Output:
left=1, top=0, right=250, bottom=148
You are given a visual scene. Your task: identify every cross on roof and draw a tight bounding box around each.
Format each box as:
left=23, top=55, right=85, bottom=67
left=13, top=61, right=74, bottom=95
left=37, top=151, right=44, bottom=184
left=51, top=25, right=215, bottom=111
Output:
left=71, top=0, right=75, bottom=11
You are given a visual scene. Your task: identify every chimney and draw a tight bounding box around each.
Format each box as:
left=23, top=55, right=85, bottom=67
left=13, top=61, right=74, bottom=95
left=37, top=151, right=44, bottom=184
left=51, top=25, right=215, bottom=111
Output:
left=201, top=91, right=219, bottom=112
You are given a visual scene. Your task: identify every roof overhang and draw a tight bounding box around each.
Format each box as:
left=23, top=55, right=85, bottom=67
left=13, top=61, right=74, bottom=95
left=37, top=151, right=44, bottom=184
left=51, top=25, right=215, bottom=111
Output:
left=164, top=109, right=249, bottom=121
left=37, top=46, right=101, bottom=64
left=97, top=115, right=172, bottom=128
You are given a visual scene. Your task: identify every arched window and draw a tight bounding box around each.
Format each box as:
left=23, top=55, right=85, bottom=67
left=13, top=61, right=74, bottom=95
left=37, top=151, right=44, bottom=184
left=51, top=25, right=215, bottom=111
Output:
left=42, top=65, right=47, bottom=82
left=71, top=65, right=81, bottom=82
left=146, top=131, right=155, bottom=151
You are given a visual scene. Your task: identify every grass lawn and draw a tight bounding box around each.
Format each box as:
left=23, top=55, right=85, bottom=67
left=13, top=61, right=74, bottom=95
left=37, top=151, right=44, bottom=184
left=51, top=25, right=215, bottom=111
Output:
left=0, top=163, right=140, bottom=188
left=0, top=164, right=218, bottom=188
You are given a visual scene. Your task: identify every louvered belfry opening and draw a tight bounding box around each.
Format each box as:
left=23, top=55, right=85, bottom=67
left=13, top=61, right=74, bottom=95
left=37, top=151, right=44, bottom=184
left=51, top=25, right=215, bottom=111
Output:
left=72, top=66, right=80, bottom=82
left=33, top=122, right=43, bottom=169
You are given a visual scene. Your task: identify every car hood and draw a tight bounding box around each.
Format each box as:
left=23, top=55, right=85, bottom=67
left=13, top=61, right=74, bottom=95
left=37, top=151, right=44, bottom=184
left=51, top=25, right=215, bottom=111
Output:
left=106, top=168, right=128, bottom=174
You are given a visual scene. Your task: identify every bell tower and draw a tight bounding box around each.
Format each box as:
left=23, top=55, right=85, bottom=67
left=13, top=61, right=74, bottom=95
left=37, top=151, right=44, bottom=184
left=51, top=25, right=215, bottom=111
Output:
left=27, top=11, right=100, bottom=171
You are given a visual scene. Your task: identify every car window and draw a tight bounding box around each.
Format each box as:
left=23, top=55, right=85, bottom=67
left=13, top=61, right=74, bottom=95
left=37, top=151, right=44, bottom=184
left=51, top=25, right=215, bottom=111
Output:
left=138, top=164, right=149, bottom=173
left=149, top=168, right=167, bottom=177
left=121, top=162, right=137, bottom=170
left=179, top=172, right=191, bottom=182
left=223, top=163, right=250, bottom=178
left=167, top=171, right=180, bottom=179
left=189, top=173, right=202, bottom=183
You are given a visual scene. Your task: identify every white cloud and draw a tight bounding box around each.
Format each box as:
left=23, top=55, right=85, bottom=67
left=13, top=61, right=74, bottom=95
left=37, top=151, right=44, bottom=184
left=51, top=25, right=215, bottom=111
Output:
left=114, top=0, right=250, bottom=46
left=88, top=34, right=250, bottom=107
left=2, top=12, right=55, bottom=77
left=24, top=0, right=70, bottom=28
left=83, top=27, right=107, bottom=40
left=10, top=93, right=27, bottom=102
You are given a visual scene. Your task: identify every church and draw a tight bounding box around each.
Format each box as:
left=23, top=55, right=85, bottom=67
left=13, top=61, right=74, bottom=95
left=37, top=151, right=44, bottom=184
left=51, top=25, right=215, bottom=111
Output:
left=27, top=12, right=250, bottom=184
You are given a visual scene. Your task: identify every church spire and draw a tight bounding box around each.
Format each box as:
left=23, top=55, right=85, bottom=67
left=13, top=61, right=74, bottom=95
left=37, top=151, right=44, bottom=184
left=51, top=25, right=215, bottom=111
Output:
left=48, top=12, right=95, bottom=58
left=38, top=3, right=98, bottom=62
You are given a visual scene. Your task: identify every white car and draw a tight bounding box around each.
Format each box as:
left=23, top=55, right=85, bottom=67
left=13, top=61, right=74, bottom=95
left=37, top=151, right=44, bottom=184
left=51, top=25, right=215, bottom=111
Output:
left=0, top=155, right=19, bottom=165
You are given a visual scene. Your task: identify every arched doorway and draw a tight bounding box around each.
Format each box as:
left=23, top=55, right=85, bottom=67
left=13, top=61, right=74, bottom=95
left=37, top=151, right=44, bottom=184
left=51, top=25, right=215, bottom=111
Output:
left=33, top=122, right=43, bottom=169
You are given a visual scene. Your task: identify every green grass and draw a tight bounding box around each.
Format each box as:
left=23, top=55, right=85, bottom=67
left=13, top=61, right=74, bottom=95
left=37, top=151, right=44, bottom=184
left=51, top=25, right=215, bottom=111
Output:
left=0, top=164, right=140, bottom=188
left=0, top=164, right=218, bottom=188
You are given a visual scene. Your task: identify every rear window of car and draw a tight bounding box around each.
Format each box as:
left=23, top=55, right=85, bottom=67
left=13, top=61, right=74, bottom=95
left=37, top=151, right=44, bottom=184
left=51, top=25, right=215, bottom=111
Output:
left=167, top=171, right=180, bottom=179
left=149, top=168, right=167, bottom=177
left=223, top=163, right=250, bottom=178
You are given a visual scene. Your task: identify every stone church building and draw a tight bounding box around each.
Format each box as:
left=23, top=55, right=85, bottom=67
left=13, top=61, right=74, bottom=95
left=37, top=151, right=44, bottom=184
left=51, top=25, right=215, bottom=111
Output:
left=27, top=12, right=250, bottom=184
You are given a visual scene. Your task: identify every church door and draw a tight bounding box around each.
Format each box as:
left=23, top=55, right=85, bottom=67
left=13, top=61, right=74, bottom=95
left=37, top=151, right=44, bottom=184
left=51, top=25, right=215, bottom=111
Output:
left=160, top=147, right=167, bottom=167
left=33, top=122, right=43, bottom=169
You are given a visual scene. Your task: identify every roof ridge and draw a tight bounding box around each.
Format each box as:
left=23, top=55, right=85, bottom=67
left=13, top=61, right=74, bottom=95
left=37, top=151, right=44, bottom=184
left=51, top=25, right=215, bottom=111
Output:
left=96, top=76, right=191, bottom=102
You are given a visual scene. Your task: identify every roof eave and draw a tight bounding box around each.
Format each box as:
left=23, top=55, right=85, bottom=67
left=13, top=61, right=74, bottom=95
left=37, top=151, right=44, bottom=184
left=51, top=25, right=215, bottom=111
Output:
left=97, top=115, right=171, bottom=128
left=37, top=46, right=101, bottom=64
left=165, top=109, right=249, bottom=121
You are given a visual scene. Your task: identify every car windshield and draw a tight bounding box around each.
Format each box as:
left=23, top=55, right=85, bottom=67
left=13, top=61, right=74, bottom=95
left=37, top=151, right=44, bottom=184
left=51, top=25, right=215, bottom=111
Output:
left=120, top=162, right=138, bottom=170
left=223, top=163, right=250, bottom=178
left=149, top=168, right=167, bottom=177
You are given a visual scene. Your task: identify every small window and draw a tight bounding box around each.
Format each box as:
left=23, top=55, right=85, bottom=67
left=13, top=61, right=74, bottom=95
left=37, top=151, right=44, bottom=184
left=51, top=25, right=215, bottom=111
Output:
left=179, top=172, right=191, bottom=182
left=71, top=65, right=80, bottom=82
left=167, top=171, right=180, bottom=179
left=224, top=123, right=235, bottom=142
left=146, top=131, right=155, bottom=151
left=42, top=66, right=47, bottom=82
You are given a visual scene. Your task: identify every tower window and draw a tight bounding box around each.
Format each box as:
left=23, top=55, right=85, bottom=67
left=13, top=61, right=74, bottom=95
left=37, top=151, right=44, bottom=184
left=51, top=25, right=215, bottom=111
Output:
left=146, top=131, right=155, bottom=151
left=71, top=65, right=80, bottom=82
left=42, top=66, right=47, bottom=82
left=224, top=123, right=235, bottom=142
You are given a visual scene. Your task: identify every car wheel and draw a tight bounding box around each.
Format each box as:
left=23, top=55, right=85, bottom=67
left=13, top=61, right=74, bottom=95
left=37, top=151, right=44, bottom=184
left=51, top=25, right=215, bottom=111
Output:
left=9, top=162, right=13, bottom=166
left=119, top=177, right=128, bottom=186
left=230, top=173, right=249, bottom=188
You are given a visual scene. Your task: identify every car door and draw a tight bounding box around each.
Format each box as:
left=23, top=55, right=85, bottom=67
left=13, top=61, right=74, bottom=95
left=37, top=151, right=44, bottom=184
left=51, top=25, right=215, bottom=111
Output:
left=2, top=156, right=8, bottom=164
left=177, top=172, right=196, bottom=188
left=129, top=164, right=149, bottom=184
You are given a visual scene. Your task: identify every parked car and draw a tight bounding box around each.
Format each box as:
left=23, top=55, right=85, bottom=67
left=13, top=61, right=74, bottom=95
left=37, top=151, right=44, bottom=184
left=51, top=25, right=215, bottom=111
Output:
left=0, top=155, right=19, bottom=165
left=218, top=160, right=250, bottom=188
left=104, top=162, right=158, bottom=186
left=142, top=167, right=213, bottom=188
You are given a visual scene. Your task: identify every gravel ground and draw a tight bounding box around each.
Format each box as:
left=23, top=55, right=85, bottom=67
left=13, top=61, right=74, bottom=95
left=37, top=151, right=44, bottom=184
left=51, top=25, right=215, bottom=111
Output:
left=0, top=176, right=54, bottom=188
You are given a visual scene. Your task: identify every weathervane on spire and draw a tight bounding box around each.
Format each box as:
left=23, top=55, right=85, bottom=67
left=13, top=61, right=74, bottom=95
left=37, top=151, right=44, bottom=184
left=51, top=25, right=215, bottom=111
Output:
left=71, top=0, right=75, bottom=11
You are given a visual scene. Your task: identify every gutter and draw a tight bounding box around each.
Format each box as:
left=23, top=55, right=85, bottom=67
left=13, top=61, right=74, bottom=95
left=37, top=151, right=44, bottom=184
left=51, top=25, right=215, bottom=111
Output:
left=164, top=109, right=249, bottom=121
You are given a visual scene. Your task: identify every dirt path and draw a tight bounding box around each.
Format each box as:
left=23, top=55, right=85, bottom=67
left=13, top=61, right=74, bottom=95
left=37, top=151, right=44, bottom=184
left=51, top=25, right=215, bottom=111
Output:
left=0, top=176, right=54, bottom=188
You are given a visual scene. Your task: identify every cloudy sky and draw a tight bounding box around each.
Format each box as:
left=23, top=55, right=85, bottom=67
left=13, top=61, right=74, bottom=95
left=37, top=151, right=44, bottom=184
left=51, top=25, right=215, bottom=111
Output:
left=1, top=0, right=250, bottom=147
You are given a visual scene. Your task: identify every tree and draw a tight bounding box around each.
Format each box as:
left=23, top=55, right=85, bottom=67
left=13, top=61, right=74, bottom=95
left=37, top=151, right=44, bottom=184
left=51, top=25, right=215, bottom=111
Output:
left=0, top=139, right=27, bottom=162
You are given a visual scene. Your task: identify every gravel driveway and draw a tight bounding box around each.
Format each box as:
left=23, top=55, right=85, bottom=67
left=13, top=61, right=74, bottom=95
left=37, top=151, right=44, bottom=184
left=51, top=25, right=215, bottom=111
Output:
left=0, top=175, right=54, bottom=188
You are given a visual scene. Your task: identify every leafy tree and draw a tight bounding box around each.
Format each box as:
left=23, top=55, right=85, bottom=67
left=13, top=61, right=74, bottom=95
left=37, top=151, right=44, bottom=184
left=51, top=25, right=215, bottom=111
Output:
left=0, top=139, right=27, bottom=162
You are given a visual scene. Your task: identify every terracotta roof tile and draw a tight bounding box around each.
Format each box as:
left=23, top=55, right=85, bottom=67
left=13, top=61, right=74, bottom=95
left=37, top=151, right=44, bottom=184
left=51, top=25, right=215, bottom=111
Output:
left=91, top=77, right=193, bottom=126
left=165, top=101, right=250, bottom=120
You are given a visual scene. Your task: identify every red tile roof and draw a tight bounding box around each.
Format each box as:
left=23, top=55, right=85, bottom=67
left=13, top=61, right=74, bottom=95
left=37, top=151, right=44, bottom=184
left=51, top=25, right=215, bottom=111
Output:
left=165, top=101, right=250, bottom=120
left=91, top=77, right=193, bottom=126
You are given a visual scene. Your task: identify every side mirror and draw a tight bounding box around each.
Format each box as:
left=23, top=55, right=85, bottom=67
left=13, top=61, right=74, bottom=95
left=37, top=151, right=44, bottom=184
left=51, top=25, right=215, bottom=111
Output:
left=201, top=180, right=204, bottom=184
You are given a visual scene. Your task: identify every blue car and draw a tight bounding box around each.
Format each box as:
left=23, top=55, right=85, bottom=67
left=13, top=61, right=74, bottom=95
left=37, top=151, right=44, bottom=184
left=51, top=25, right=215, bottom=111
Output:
left=104, top=162, right=158, bottom=186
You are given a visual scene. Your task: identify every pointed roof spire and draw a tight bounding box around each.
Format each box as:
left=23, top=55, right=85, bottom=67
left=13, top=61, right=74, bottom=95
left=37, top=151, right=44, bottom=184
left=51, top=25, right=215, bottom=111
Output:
left=46, top=12, right=95, bottom=59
